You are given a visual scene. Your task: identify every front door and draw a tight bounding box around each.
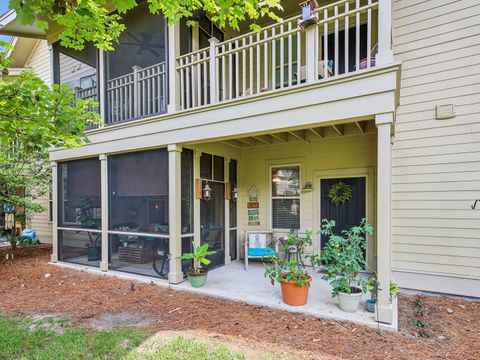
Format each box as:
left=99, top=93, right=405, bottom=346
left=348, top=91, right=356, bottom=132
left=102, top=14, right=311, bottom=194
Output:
left=320, top=177, right=366, bottom=253
left=200, top=181, right=225, bottom=269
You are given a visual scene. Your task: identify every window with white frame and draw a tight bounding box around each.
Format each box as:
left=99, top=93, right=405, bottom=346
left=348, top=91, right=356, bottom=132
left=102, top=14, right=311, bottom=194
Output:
left=271, top=165, right=300, bottom=230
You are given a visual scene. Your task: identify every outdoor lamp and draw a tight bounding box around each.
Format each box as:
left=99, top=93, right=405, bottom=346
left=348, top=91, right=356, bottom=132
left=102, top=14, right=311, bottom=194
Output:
left=298, top=0, right=319, bottom=30
left=203, top=181, right=212, bottom=201
left=232, top=186, right=238, bottom=201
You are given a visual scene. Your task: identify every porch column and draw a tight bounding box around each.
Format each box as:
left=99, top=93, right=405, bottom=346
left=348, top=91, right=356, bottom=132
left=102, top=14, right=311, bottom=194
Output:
left=99, top=154, right=109, bottom=271
left=98, top=50, right=106, bottom=125
left=224, top=157, right=231, bottom=264
left=193, top=149, right=202, bottom=248
left=167, top=24, right=181, bottom=113
left=376, top=0, right=394, bottom=65
left=50, top=161, right=58, bottom=263
left=375, top=112, right=393, bottom=324
left=168, top=144, right=183, bottom=283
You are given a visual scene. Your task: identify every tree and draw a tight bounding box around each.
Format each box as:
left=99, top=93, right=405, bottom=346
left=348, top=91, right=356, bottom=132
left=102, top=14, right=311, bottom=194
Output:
left=9, top=0, right=283, bottom=51
left=0, top=53, right=100, bottom=249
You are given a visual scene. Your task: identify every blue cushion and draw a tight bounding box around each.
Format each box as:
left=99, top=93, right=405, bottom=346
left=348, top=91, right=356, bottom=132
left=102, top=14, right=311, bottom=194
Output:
left=248, top=245, right=275, bottom=257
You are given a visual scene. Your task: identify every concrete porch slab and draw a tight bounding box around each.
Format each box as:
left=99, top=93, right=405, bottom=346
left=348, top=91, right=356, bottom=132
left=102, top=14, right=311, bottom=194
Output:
left=172, top=261, right=398, bottom=331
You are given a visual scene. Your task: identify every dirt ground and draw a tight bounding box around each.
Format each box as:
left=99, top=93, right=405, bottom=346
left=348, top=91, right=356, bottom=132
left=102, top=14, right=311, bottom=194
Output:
left=1, top=246, right=479, bottom=360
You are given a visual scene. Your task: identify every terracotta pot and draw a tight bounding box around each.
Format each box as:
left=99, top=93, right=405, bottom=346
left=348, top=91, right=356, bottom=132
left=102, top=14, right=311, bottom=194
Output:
left=280, top=276, right=312, bottom=306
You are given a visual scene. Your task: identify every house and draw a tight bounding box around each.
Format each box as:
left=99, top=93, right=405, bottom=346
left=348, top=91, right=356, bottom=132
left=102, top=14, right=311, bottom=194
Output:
left=1, top=0, right=479, bottom=328
left=3, top=37, right=53, bottom=243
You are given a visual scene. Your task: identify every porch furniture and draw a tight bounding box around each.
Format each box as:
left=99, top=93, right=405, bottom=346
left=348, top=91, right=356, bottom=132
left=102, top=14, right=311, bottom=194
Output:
left=244, top=231, right=278, bottom=270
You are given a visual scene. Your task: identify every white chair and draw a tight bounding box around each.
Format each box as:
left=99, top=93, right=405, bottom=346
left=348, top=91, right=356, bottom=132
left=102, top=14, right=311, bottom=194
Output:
left=244, top=231, right=278, bottom=270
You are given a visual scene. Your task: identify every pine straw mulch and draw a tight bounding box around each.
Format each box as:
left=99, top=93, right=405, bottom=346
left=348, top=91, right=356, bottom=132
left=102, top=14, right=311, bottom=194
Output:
left=0, top=246, right=479, bottom=360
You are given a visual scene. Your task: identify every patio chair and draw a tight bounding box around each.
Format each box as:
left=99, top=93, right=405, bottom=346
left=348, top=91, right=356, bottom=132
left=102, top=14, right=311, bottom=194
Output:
left=244, top=231, right=278, bottom=270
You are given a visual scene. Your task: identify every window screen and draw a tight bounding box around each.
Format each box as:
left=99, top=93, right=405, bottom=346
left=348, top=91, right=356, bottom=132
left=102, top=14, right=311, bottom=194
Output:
left=271, top=166, right=300, bottom=229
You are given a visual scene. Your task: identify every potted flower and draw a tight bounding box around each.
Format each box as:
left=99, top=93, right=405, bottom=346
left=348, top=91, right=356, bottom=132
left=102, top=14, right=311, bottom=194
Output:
left=75, top=198, right=101, bottom=261
left=178, top=242, right=216, bottom=288
left=365, top=274, right=398, bottom=313
left=315, top=219, right=372, bottom=313
left=264, top=254, right=312, bottom=306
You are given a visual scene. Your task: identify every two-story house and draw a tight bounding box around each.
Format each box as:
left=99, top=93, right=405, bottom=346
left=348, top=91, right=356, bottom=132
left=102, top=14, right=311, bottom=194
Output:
left=2, top=0, right=479, bottom=328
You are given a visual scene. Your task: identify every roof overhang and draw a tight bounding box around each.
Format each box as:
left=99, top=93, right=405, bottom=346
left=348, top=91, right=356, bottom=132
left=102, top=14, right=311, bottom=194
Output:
left=7, top=36, right=39, bottom=68
left=0, top=10, right=46, bottom=39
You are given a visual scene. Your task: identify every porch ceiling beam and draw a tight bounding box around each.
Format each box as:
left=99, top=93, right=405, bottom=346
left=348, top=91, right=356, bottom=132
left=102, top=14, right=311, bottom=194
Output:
left=289, top=130, right=307, bottom=141
left=271, top=132, right=289, bottom=143
left=222, top=140, right=244, bottom=148
left=253, top=135, right=272, bottom=144
left=355, top=121, right=366, bottom=134
left=237, top=137, right=257, bottom=146
left=308, top=127, right=324, bottom=138
left=332, top=124, right=344, bottom=136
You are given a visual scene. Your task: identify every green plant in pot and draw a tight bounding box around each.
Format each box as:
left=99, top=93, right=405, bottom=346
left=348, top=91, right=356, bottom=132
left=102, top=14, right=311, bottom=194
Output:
left=264, top=253, right=311, bottom=306
left=75, top=198, right=101, bottom=261
left=178, top=242, right=216, bottom=288
left=365, top=274, right=399, bottom=313
left=313, top=218, right=372, bottom=313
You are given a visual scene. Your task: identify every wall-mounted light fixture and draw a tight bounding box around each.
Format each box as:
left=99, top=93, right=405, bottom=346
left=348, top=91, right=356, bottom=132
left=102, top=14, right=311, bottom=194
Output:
left=203, top=181, right=212, bottom=201
left=232, top=186, right=238, bottom=201
left=298, top=0, right=319, bottom=30
left=302, top=181, right=313, bottom=192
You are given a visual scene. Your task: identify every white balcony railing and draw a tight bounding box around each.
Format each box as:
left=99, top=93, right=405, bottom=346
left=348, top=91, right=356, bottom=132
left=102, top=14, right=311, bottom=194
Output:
left=176, top=0, right=378, bottom=111
left=106, top=62, right=167, bottom=125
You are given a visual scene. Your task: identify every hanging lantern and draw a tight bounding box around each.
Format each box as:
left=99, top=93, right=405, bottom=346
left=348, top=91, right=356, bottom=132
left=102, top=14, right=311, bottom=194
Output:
left=203, top=181, right=212, bottom=201
left=298, top=0, right=319, bottom=30
left=232, top=186, right=238, bottom=201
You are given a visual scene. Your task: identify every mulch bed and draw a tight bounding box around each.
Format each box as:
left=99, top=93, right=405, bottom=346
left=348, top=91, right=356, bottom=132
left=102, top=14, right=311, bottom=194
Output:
left=1, top=246, right=479, bottom=360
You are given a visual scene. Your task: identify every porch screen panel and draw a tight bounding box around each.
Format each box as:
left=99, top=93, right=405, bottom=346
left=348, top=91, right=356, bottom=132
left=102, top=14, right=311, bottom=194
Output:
left=271, top=166, right=300, bottom=230
left=57, top=158, right=101, bottom=266
left=229, top=159, right=238, bottom=260
left=181, top=149, right=194, bottom=234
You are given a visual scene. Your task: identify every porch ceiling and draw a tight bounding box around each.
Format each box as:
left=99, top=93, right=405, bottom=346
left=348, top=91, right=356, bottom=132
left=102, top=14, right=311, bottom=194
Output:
left=218, top=119, right=377, bottom=148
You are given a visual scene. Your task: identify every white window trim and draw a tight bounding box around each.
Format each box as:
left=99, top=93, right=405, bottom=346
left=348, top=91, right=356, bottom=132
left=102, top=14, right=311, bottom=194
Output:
left=268, top=163, right=302, bottom=232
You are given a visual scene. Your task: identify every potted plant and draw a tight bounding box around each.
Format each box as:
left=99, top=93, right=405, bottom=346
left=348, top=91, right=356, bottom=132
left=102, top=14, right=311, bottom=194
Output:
left=75, top=198, right=101, bottom=261
left=365, top=274, right=398, bottom=313
left=178, top=242, right=217, bottom=288
left=314, top=219, right=372, bottom=313
left=264, top=254, right=312, bottom=306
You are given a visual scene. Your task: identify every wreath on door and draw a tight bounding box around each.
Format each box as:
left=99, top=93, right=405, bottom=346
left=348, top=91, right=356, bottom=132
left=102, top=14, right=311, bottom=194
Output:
left=327, top=181, right=352, bottom=206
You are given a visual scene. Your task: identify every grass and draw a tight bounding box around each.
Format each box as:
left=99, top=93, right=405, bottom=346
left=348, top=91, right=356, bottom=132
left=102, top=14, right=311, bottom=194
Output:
left=0, top=316, right=293, bottom=360
left=0, top=316, right=147, bottom=359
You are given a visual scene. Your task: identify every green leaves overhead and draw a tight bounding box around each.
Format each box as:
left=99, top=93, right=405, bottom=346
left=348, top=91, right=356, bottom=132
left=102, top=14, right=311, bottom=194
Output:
left=10, top=0, right=283, bottom=51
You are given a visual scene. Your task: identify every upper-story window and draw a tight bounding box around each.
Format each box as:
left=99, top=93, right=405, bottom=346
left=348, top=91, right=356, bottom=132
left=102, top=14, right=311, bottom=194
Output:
left=271, top=165, right=300, bottom=230
left=105, top=2, right=167, bottom=125
left=198, top=16, right=224, bottom=49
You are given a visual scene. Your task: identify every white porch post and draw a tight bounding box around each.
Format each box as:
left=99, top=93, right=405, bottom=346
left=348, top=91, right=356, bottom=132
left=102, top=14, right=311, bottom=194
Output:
left=98, top=50, right=106, bottom=126
left=305, top=26, right=317, bottom=82
left=167, top=24, right=181, bottom=113
left=168, top=144, right=183, bottom=283
left=224, top=157, right=231, bottom=265
left=99, top=154, right=109, bottom=271
left=50, top=161, right=58, bottom=263
left=376, top=0, right=394, bottom=65
left=208, top=38, right=220, bottom=104
left=193, top=149, right=202, bottom=248
left=376, top=112, right=393, bottom=324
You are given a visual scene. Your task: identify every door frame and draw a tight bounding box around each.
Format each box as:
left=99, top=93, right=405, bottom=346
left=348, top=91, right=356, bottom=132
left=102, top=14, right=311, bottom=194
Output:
left=313, top=167, right=375, bottom=271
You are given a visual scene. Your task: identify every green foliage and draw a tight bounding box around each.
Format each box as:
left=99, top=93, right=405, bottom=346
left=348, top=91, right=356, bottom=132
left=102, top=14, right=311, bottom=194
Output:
left=178, top=242, right=217, bottom=273
left=0, top=69, right=99, bottom=249
left=284, top=230, right=312, bottom=253
left=264, top=253, right=311, bottom=288
left=74, top=198, right=100, bottom=229
left=316, top=219, right=372, bottom=297
left=10, top=0, right=283, bottom=51
left=366, top=273, right=399, bottom=301
left=0, top=316, right=147, bottom=359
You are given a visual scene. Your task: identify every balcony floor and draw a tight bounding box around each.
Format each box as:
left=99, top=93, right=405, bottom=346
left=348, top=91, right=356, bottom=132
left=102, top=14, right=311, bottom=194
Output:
left=172, top=261, right=398, bottom=331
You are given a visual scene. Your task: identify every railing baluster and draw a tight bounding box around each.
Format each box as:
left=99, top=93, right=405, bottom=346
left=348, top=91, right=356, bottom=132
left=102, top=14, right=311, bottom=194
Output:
left=186, top=57, right=191, bottom=109
left=264, top=30, right=268, bottom=90
left=279, top=23, right=284, bottom=88
left=249, top=35, right=253, bottom=94
left=203, top=51, right=208, bottom=105
left=288, top=21, right=292, bottom=87
left=242, top=37, right=246, bottom=97
left=271, top=27, right=276, bottom=90
left=334, top=5, right=339, bottom=76
left=345, top=1, right=349, bottom=74
left=197, top=53, right=201, bottom=107
left=297, top=25, right=301, bottom=85
left=356, top=0, right=360, bottom=70
left=221, top=45, right=226, bottom=101
left=235, top=40, right=239, bottom=99
left=228, top=42, right=233, bottom=101
left=256, top=32, right=260, bottom=94
left=324, top=9, right=329, bottom=79
left=367, top=0, right=372, bottom=68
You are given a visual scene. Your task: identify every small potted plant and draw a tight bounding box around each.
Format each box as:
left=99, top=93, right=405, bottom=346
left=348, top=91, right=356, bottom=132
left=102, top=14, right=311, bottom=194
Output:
left=178, top=242, right=216, bottom=288
left=264, top=254, right=312, bottom=306
left=316, top=219, right=372, bottom=313
left=365, top=274, right=398, bottom=313
left=75, top=198, right=101, bottom=261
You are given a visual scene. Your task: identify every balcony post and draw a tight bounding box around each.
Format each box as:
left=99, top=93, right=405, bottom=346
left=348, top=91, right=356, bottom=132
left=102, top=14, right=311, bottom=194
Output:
left=208, top=37, right=220, bottom=104
left=375, top=112, right=394, bottom=325
left=305, top=26, right=316, bottom=82
left=376, top=0, right=393, bottom=65
left=168, top=24, right=181, bottom=113
left=168, top=144, right=184, bottom=284
left=99, top=154, right=108, bottom=272
left=98, top=50, right=106, bottom=126
left=132, top=65, right=142, bottom=118
left=50, top=161, right=58, bottom=263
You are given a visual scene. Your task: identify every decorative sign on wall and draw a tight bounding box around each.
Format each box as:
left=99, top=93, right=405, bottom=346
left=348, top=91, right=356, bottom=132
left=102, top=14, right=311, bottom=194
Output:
left=247, top=185, right=260, bottom=226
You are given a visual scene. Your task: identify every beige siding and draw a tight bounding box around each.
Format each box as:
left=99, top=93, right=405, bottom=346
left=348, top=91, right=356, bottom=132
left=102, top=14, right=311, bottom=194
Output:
left=29, top=194, right=52, bottom=244
left=25, top=40, right=51, bottom=85
left=392, top=0, right=480, bottom=292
